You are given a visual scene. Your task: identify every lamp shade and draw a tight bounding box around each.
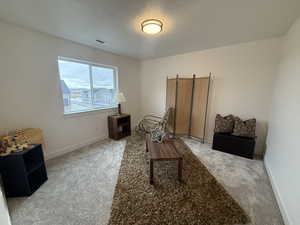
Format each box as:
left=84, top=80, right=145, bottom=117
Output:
left=116, top=92, right=126, bottom=103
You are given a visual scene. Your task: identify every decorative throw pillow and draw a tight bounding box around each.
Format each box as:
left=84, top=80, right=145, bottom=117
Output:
left=150, top=126, right=167, bottom=143
left=232, top=117, right=256, bottom=138
left=214, top=114, right=235, bottom=133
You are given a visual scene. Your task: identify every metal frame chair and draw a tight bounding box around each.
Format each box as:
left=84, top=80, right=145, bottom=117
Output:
left=136, top=108, right=172, bottom=135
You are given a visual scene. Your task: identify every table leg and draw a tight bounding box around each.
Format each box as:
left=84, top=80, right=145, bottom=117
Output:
left=150, top=159, right=154, bottom=184
left=178, top=158, right=183, bottom=182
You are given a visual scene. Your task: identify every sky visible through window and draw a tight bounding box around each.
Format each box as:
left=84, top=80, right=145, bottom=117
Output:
left=58, top=58, right=116, bottom=114
left=58, top=60, right=114, bottom=89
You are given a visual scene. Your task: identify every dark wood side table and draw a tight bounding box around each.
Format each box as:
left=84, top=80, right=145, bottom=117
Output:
left=0, top=144, right=48, bottom=197
left=108, top=114, right=131, bottom=140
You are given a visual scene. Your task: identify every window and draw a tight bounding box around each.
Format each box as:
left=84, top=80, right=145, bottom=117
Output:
left=57, top=57, right=117, bottom=114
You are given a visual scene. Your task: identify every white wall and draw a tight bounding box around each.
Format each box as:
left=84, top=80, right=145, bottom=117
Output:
left=141, top=38, right=282, bottom=155
left=265, top=17, right=300, bottom=225
left=0, top=183, right=11, bottom=225
left=0, top=20, right=141, bottom=159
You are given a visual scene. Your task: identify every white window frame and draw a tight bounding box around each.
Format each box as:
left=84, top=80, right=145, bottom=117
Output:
left=57, top=56, right=118, bottom=115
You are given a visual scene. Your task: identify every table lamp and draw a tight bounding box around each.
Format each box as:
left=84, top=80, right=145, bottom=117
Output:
left=116, top=92, right=126, bottom=115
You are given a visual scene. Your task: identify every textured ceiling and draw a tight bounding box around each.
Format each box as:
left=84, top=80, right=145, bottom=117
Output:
left=0, top=0, right=300, bottom=59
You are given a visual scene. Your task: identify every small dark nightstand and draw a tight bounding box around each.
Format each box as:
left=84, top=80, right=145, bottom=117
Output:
left=108, top=114, right=131, bottom=140
left=0, top=144, right=48, bottom=197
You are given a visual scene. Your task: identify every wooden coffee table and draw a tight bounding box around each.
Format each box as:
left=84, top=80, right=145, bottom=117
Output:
left=146, top=134, right=183, bottom=184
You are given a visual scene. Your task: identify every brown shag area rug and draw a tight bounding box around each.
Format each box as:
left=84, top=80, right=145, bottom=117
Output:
left=108, top=135, right=250, bottom=225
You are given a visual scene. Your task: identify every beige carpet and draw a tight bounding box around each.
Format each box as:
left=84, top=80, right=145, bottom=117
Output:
left=108, top=135, right=250, bottom=225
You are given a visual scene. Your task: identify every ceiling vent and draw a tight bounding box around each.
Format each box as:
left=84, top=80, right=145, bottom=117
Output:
left=96, top=39, right=105, bottom=44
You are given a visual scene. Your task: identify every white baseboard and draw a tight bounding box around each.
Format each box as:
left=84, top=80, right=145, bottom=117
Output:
left=264, top=160, right=291, bottom=225
left=45, top=135, right=107, bottom=161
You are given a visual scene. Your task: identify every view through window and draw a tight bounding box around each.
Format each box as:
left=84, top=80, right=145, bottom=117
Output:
left=58, top=57, right=117, bottom=114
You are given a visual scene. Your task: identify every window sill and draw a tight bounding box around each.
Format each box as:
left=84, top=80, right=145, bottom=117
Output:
left=63, top=106, right=118, bottom=118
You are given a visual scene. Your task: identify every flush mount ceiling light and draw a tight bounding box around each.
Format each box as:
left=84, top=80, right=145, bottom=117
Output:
left=141, top=19, right=163, bottom=35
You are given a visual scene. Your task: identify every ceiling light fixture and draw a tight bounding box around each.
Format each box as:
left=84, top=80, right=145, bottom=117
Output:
left=141, top=19, right=163, bottom=35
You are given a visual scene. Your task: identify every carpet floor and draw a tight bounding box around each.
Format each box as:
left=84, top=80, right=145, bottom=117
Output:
left=7, top=135, right=284, bottom=225
left=108, top=135, right=249, bottom=225
left=7, top=139, right=126, bottom=225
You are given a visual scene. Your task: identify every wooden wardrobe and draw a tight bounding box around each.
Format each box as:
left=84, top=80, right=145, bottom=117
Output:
left=166, top=74, right=211, bottom=142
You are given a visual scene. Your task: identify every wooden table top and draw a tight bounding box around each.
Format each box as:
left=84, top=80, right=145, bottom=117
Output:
left=146, top=135, right=182, bottom=161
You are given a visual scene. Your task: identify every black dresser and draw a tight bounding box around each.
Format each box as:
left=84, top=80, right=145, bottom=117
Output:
left=0, top=144, right=48, bottom=197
